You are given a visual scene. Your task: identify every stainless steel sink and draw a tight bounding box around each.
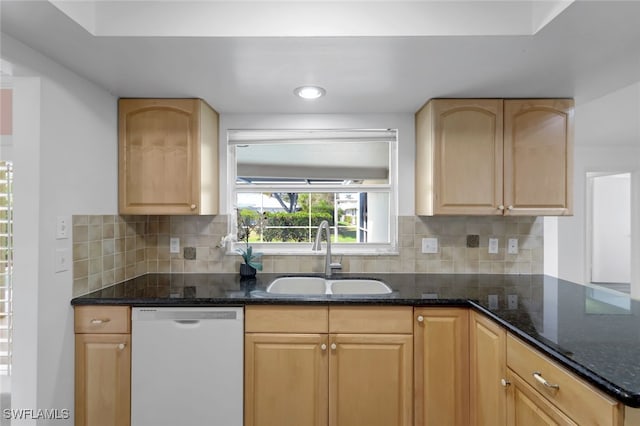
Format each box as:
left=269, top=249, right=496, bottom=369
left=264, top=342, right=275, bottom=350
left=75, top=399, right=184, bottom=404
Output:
left=264, top=276, right=392, bottom=296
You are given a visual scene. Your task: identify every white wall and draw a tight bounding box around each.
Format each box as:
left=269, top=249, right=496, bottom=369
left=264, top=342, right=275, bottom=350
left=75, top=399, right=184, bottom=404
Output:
left=219, top=113, right=415, bottom=216
left=556, top=82, right=640, bottom=293
left=1, top=33, right=117, bottom=424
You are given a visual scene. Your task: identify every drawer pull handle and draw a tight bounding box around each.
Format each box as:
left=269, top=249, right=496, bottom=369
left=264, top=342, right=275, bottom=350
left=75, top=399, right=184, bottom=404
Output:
left=118, top=343, right=126, bottom=351
left=90, top=318, right=111, bottom=324
left=533, top=372, right=559, bottom=390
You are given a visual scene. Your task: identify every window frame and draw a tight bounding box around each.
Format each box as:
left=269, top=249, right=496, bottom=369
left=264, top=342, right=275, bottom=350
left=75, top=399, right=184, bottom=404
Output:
left=226, top=129, right=399, bottom=255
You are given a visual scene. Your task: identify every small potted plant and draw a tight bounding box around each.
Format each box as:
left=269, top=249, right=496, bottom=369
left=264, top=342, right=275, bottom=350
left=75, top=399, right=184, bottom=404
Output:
left=236, top=210, right=263, bottom=278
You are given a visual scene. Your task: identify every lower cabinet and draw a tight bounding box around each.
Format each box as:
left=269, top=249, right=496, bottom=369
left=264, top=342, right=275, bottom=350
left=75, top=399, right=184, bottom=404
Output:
left=72, top=304, right=633, bottom=426
left=244, top=305, right=413, bottom=426
left=469, top=310, right=507, bottom=426
left=244, top=333, right=328, bottom=426
left=74, top=306, right=131, bottom=426
left=414, top=308, right=469, bottom=426
left=506, top=333, right=623, bottom=426
left=505, top=368, right=576, bottom=426
left=330, top=333, right=413, bottom=426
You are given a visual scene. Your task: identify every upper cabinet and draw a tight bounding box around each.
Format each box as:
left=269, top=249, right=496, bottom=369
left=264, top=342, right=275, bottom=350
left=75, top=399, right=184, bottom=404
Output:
left=118, top=98, right=219, bottom=215
left=415, top=98, right=573, bottom=216
left=503, top=99, right=574, bottom=216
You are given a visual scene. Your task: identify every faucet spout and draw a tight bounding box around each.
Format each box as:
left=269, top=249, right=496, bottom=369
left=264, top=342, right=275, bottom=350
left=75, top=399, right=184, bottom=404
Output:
left=312, top=220, right=340, bottom=277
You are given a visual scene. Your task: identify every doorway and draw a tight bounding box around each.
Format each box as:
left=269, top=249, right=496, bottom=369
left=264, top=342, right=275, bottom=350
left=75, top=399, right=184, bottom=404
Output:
left=587, top=172, right=631, bottom=293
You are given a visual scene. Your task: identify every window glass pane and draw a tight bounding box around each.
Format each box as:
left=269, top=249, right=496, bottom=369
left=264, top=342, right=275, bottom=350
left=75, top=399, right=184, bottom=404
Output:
left=236, top=191, right=389, bottom=244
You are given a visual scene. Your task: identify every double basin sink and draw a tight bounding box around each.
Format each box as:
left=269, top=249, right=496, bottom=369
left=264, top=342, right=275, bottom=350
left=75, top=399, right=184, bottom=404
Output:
left=262, top=276, right=393, bottom=297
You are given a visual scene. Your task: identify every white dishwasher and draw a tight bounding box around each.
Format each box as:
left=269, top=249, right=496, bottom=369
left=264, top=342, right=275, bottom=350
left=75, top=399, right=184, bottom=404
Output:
left=131, top=307, right=243, bottom=426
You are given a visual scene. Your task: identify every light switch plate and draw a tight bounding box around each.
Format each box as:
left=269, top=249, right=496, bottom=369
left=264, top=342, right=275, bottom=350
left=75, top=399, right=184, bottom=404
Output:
left=507, top=294, right=518, bottom=310
left=488, top=238, right=499, bottom=254
left=421, top=237, right=438, bottom=254
left=55, top=248, right=70, bottom=273
left=56, top=215, right=71, bottom=239
left=508, top=238, right=519, bottom=254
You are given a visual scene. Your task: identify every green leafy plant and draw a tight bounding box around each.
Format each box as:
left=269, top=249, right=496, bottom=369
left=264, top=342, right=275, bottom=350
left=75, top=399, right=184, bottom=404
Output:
left=236, top=210, right=263, bottom=271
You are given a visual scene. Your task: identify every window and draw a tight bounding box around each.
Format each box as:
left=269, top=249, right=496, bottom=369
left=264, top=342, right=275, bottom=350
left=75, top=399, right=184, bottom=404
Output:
left=0, top=161, right=12, bottom=376
left=228, top=129, right=398, bottom=254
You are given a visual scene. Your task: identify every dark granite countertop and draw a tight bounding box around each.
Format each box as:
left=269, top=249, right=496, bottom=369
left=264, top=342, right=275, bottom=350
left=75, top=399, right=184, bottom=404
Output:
left=71, top=273, right=640, bottom=407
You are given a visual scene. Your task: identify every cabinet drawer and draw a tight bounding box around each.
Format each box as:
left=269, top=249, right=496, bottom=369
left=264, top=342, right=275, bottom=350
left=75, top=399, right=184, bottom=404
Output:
left=245, top=306, right=328, bottom=333
left=329, top=306, right=413, bottom=334
left=74, top=306, right=131, bottom=334
left=507, top=334, right=622, bottom=426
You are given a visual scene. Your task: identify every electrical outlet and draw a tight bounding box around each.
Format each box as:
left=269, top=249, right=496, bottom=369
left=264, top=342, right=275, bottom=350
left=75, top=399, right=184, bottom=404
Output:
left=421, top=237, right=438, bottom=254
left=508, top=238, right=519, bottom=254
left=488, top=238, right=499, bottom=254
left=56, top=215, right=71, bottom=239
left=170, top=237, right=180, bottom=254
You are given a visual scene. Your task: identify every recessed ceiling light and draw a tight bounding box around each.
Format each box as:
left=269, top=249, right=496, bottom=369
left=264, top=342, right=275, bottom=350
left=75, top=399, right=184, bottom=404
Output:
left=294, top=86, right=326, bottom=100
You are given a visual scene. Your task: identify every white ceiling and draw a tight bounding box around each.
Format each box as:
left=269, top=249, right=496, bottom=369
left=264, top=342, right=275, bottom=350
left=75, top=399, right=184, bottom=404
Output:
left=1, top=0, right=640, bottom=113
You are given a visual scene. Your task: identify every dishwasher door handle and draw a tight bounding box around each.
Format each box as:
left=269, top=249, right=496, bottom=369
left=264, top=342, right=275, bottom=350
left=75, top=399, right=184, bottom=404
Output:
left=173, top=319, right=200, bottom=325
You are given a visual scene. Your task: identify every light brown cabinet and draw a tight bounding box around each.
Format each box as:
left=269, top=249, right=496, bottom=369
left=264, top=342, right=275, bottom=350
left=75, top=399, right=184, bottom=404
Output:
left=74, top=306, right=131, bottom=426
left=507, top=334, right=623, bottom=426
left=415, top=98, right=574, bottom=216
left=244, top=333, right=329, bottom=426
left=469, top=310, right=507, bottom=426
left=118, top=98, right=219, bottom=215
left=244, top=305, right=413, bottom=426
left=506, top=368, right=576, bottom=426
left=468, top=314, right=624, bottom=426
left=414, top=308, right=469, bottom=426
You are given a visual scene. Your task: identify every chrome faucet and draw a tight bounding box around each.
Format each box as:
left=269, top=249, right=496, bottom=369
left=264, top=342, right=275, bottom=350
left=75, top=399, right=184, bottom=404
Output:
left=312, top=220, right=342, bottom=277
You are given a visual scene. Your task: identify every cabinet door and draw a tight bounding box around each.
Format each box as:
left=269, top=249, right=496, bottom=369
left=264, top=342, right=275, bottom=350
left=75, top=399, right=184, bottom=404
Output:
left=506, top=370, right=577, bottom=426
left=470, top=311, right=507, bottom=426
left=504, top=99, right=574, bottom=216
left=329, top=333, right=413, bottom=426
left=75, top=334, right=131, bottom=426
left=119, top=98, right=200, bottom=215
left=245, top=333, right=329, bottom=426
left=430, top=99, right=504, bottom=215
left=414, top=308, right=469, bottom=426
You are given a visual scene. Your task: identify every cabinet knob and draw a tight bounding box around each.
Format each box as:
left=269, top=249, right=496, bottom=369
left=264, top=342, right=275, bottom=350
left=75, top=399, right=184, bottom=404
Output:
left=331, top=343, right=337, bottom=351
left=417, top=315, right=424, bottom=323
left=118, top=343, right=126, bottom=351
left=320, top=344, right=327, bottom=351
left=507, top=205, right=514, bottom=211
left=498, top=205, right=505, bottom=211
left=90, top=318, right=110, bottom=324
left=500, top=378, right=511, bottom=387
left=190, top=204, right=197, bottom=210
